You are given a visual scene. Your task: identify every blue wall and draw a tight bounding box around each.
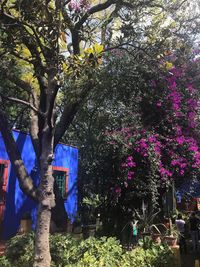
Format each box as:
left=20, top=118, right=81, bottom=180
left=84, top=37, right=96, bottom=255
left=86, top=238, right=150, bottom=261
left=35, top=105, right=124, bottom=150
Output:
left=0, top=130, right=78, bottom=239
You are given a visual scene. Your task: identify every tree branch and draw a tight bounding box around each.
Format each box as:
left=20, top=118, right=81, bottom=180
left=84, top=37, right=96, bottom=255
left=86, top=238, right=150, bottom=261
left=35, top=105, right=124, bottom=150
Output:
left=30, top=90, right=40, bottom=161
left=54, top=79, right=94, bottom=146
left=0, top=109, right=38, bottom=201
left=75, top=0, right=116, bottom=29
left=0, top=68, right=32, bottom=93
left=0, top=93, right=43, bottom=116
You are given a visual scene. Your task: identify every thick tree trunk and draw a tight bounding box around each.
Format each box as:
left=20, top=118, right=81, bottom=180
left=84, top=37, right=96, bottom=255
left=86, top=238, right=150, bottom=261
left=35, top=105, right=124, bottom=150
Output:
left=33, top=129, right=55, bottom=267
left=33, top=204, right=52, bottom=267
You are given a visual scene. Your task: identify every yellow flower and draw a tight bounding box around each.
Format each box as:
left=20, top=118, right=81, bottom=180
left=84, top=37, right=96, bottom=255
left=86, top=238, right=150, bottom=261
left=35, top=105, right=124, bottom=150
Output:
left=165, top=61, right=173, bottom=70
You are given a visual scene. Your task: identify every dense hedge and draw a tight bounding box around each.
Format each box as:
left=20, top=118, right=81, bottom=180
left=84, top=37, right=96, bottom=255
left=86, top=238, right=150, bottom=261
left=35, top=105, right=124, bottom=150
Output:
left=0, top=233, right=174, bottom=267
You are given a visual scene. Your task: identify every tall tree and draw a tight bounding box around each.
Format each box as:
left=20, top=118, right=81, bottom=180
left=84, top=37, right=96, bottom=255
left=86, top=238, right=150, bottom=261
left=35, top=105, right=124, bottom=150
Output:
left=0, top=0, right=199, bottom=266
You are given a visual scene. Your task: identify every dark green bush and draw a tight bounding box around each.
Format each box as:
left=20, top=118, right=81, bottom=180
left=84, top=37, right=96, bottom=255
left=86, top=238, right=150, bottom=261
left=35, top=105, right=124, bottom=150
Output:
left=49, top=233, right=79, bottom=265
left=6, top=232, right=34, bottom=267
left=0, top=256, right=12, bottom=267
left=2, top=233, right=174, bottom=267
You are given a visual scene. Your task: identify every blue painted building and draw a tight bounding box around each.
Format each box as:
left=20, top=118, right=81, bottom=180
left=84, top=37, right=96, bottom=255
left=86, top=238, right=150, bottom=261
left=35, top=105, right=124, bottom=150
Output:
left=0, top=130, right=78, bottom=239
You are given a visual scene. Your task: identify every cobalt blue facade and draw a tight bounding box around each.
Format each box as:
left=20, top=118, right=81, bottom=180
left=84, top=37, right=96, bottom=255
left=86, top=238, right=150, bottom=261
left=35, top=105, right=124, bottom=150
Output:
left=0, top=130, right=78, bottom=239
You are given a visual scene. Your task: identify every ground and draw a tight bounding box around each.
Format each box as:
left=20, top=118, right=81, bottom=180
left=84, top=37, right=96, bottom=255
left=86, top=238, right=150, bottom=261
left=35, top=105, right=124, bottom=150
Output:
left=181, top=239, right=200, bottom=267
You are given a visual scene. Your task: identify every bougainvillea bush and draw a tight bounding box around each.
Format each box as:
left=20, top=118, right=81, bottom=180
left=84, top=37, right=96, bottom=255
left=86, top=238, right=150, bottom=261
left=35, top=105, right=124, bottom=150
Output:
left=106, top=48, right=200, bottom=209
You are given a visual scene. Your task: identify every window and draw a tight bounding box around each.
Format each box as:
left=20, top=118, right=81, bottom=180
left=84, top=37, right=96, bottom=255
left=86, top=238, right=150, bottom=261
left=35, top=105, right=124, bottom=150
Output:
left=53, top=167, right=68, bottom=199
left=0, top=160, right=9, bottom=202
left=0, top=164, right=5, bottom=190
left=0, top=160, right=9, bottom=222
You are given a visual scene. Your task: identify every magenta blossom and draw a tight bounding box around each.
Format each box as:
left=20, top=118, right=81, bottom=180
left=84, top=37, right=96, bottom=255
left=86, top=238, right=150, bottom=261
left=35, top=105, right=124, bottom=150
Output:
left=176, top=136, right=185, bottom=145
left=114, top=186, right=121, bottom=194
left=128, top=171, right=135, bottom=180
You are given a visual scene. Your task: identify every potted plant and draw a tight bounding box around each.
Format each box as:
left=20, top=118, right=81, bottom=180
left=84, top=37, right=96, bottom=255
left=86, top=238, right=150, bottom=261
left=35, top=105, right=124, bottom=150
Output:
left=134, top=208, right=161, bottom=237
left=19, top=213, right=32, bottom=233
left=150, top=224, right=167, bottom=244
left=164, top=225, right=179, bottom=247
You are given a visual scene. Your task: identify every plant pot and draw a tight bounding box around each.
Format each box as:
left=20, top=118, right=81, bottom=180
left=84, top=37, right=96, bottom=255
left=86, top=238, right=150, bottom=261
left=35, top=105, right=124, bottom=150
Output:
left=151, top=234, right=162, bottom=244
left=141, top=232, right=151, bottom=237
left=164, top=236, right=177, bottom=247
left=20, top=219, right=32, bottom=233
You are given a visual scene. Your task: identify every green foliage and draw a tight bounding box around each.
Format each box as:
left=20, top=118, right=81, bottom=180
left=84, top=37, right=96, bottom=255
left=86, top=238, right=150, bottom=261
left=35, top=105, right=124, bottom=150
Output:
left=49, top=234, right=79, bottom=266
left=135, top=209, right=161, bottom=233
left=82, top=194, right=102, bottom=209
left=131, top=236, right=173, bottom=267
left=0, top=256, right=12, bottom=267
left=6, top=232, right=34, bottom=266
left=3, top=233, right=174, bottom=267
left=122, top=245, right=173, bottom=267
left=73, top=236, right=123, bottom=267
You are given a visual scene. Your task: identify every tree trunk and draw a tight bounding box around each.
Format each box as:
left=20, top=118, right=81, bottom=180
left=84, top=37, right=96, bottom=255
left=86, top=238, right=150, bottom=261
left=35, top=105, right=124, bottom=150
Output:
left=33, top=129, right=55, bottom=267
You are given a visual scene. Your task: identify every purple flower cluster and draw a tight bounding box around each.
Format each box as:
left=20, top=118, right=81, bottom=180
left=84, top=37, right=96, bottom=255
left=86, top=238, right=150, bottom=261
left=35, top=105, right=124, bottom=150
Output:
left=159, top=163, right=172, bottom=179
left=171, top=157, right=187, bottom=176
left=135, top=138, right=148, bottom=157
left=108, top=52, right=200, bottom=194
left=121, top=155, right=136, bottom=180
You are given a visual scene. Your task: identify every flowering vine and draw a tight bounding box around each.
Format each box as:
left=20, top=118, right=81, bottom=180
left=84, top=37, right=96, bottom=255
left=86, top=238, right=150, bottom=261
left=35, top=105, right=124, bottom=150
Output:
left=107, top=49, right=200, bottom=201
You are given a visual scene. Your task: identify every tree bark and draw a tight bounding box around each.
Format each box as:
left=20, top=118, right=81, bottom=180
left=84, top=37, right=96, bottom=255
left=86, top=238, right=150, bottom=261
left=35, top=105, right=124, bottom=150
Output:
left=33, top=128, right=55, bottom=267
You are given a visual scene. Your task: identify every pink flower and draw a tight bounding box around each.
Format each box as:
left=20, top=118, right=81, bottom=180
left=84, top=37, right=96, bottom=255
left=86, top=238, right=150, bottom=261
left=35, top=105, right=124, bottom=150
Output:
left=128, top=171, right=135, bottom=180
left=189, top=145, right=198, bottom=152
left=171, top=159, right=177, bottom=166
left=168, top=81, right=177, bottom=90
left=159, top=165, right=172, bottom=177
left=127, top=161, right=136, bottom=167
left=121, top=163, right=127, bottom=168
left=175, top=126, right=182, bottom=135
left=170, top=67, right=182, bottom=77
left=69, top=0, right=90, bottom=11
left=187, top=84, right=194, bottom=93
left=188, top=111, right=195, bottom=120
left=176, top=136, right=185, bottom=145
left=148, top=136, right=157, bottom=142
left=187, top=99, right=197, bottom=109
left=115, top=186, right=121, bottom=194
left=156, top=101, right=162, bottom=107
left=124, top=182, right=128, bottom=188
left=127, top=156, right=133, bottom=161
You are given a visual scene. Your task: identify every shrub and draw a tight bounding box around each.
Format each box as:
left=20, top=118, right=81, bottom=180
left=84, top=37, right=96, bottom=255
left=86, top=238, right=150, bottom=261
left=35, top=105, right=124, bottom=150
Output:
left=6, top=232, right=34, bottom=267
left=50, top=233, right=79, bottom=266
left=3, top=233, right=174, bottom=267
left=0, top=256, right=12, bottom=267
left=73, top=237, right=123, bottom=267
